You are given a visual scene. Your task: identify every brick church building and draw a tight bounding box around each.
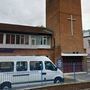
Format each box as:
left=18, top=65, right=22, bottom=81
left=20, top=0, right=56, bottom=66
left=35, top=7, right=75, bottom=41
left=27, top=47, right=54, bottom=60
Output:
left=0, top=23, right=55, bottom=61
left=0, top=0, right=87, bottom=73
left=46, top=0, right=87, bottom=72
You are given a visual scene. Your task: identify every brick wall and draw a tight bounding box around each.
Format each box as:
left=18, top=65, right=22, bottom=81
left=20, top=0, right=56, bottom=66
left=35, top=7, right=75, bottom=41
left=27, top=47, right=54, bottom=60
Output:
left=46, top=0, right=84, bottom=53
left=0, top=49, right=55, bottom=63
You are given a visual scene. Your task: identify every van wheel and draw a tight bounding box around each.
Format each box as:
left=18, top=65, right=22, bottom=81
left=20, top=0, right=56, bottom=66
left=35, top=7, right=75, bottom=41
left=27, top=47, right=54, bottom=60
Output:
left=54, top=77, right=61, bottom=83
left=1, top=82, right=11, bottom=90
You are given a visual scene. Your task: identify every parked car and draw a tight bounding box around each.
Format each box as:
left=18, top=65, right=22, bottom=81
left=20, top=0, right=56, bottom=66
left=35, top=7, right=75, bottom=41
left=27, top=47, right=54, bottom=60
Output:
left=0, top=56, right=64, bottom=90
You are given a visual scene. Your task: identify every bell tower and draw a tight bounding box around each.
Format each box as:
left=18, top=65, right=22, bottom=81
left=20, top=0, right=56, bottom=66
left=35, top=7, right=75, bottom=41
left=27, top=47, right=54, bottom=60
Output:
left=46, top=0, right=86, bottom=72
left=46, top=0, right=84, bottom=54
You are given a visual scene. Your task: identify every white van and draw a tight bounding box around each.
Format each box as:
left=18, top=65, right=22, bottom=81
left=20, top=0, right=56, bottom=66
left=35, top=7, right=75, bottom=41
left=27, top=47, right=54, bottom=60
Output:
left=0, top=56, right=64, bottom=89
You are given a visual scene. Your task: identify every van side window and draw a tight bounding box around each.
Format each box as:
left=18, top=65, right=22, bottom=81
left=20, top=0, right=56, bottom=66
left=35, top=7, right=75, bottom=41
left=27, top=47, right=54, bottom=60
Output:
left=45, top=61, right=56, bottom=71
left=16, top=61, right=27, bottom=71
left=0, top=62, right=14, bottom=72
left=30, top=61, right=43, bottom=70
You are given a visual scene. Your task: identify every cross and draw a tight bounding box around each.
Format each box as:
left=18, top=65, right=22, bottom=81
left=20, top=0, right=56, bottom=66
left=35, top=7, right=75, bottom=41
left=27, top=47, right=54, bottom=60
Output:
left=67, top=15, right=76, bottom=36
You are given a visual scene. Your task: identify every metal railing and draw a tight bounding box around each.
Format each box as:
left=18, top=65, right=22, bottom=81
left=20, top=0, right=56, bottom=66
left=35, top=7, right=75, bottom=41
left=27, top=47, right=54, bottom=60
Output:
left=0, top=62, right=89, bottom=89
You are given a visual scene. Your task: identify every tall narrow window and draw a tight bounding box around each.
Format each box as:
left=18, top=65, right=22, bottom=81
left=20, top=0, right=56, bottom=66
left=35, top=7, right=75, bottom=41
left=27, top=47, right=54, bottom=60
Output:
left=43, top=36, right=47, bottom=45
left=88, top=40, right=90, bottom=47
left=36, top=36, right=42, bottom=45
left=11, top=34, right=15, bottom=44
left=25, top=35, right=29, bottom=45
left=47, top=36, right=51, bottom=45
left=20, top=35, right=25, bottom=44
left=31, top=36, right=36, bottom=45
left=6, top=34, right=11, bottom=44
left=16, top=35, right=20, bottom=44
left=40, top=36, right=43, bottom=45
left=0, top=33, right=3, bottom=44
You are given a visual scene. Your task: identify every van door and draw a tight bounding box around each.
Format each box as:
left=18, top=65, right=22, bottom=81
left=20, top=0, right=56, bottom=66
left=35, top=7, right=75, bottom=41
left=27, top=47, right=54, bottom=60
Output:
left=29, top=61, right=43, bottom=85
left=0, top=62, right=14, bottom=84
left=42, top=61, right=58, bottom=84
left=13, top=61, right=29, bottom=85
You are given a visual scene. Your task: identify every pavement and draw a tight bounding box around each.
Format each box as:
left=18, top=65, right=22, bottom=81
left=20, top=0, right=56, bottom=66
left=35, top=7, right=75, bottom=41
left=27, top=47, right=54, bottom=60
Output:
left=64, top=72, right=90, bottom=83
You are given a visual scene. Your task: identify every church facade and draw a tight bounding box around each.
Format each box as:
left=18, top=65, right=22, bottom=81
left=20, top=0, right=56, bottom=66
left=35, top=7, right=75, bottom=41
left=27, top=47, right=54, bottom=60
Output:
left=0, top=0, right=87, bottom=73
left=46, top=0, right=87, bottom=72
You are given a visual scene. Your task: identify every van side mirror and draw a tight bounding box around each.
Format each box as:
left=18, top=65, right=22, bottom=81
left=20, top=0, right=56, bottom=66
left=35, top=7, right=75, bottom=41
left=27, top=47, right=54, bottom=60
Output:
left=55, top=67, right=57, bottom=71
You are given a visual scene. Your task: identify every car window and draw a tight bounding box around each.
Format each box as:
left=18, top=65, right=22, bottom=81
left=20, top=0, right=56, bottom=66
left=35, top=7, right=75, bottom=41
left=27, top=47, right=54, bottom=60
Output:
left=0, top=62, right=14, bottom=72
left=45, top=61, right=57, bottom=71
left=30, top=61, right=43, bottom=70
left=16, top=61, right=27, bottom=71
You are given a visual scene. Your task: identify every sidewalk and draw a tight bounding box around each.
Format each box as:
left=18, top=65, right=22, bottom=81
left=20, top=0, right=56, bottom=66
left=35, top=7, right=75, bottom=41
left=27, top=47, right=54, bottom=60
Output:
left=14, top=72, right=90, bottom=90
left=64, top=72, right=90, bottom=83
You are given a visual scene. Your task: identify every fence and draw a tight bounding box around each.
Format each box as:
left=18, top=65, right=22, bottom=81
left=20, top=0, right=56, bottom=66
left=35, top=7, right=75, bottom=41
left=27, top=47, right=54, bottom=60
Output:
left=58, top=63, right=87, bottom=82
left=87, top=61, right=90, bottom=73
left=0, top=62, right=89, bottom=89
left=62, top=63, right=83, bottom=73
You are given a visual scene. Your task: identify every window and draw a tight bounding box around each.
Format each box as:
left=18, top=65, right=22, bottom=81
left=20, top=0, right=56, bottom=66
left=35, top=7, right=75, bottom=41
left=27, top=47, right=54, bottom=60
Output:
left=6, top=33, right=29, bottom=45
left=0, top=62, right=14, bottom=72
left=11, top=34, right=15, bottom=44
left=6, top=34, right=11, bottom=44
left=25, top=35, right=29, bottom=45
left=31, top=35, right=51, bottom=45
left=5, top=33, right=51, bottom=48
left=36, top=36, right=47, bottom=45
left=0, top=33, right=3, bottom=44
left=30, top=61, right=43, bottom=70
left=47, top=36, right=51, bottom=45
left=36, top=36, right=42, bottom=45
left=31, top=36, right=36, bottom=45
left=88, top=40, right=90, bottom=47
left=6, top=34, right=16, bottom=44
left=45, top=61, right=57, bottom=71
left=16, top=61, right=27, bottom=71
left=20, top=35, right=25, bottom=44
left=43, top=36, right=47, bottom=45
left=16, top=35, right=20, bottom=44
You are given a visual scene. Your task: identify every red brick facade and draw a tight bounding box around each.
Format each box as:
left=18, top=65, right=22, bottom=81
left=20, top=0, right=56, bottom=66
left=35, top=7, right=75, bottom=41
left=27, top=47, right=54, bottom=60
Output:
left=0, top=0, right=86, bottom=72
left=0, top=49, right=54, bottom=62
left=46, top=0, right=86, bottom=72
left=46, top=0, right=84, bottom=54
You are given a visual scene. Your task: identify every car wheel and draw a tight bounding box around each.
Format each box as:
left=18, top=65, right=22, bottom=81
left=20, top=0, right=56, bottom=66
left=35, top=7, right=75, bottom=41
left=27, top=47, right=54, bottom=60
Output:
left=54, top=77, right=61, bottom=83
left=1, top=82, right=11, bottom=90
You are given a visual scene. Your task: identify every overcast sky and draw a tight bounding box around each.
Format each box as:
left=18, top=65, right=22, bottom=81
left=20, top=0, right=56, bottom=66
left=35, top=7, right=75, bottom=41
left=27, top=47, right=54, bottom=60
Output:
left=81, top=0, right=90, bottom=30
left=0, top=0, right=89, bottom=30
left=0, top=0, right=46, bottom=26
